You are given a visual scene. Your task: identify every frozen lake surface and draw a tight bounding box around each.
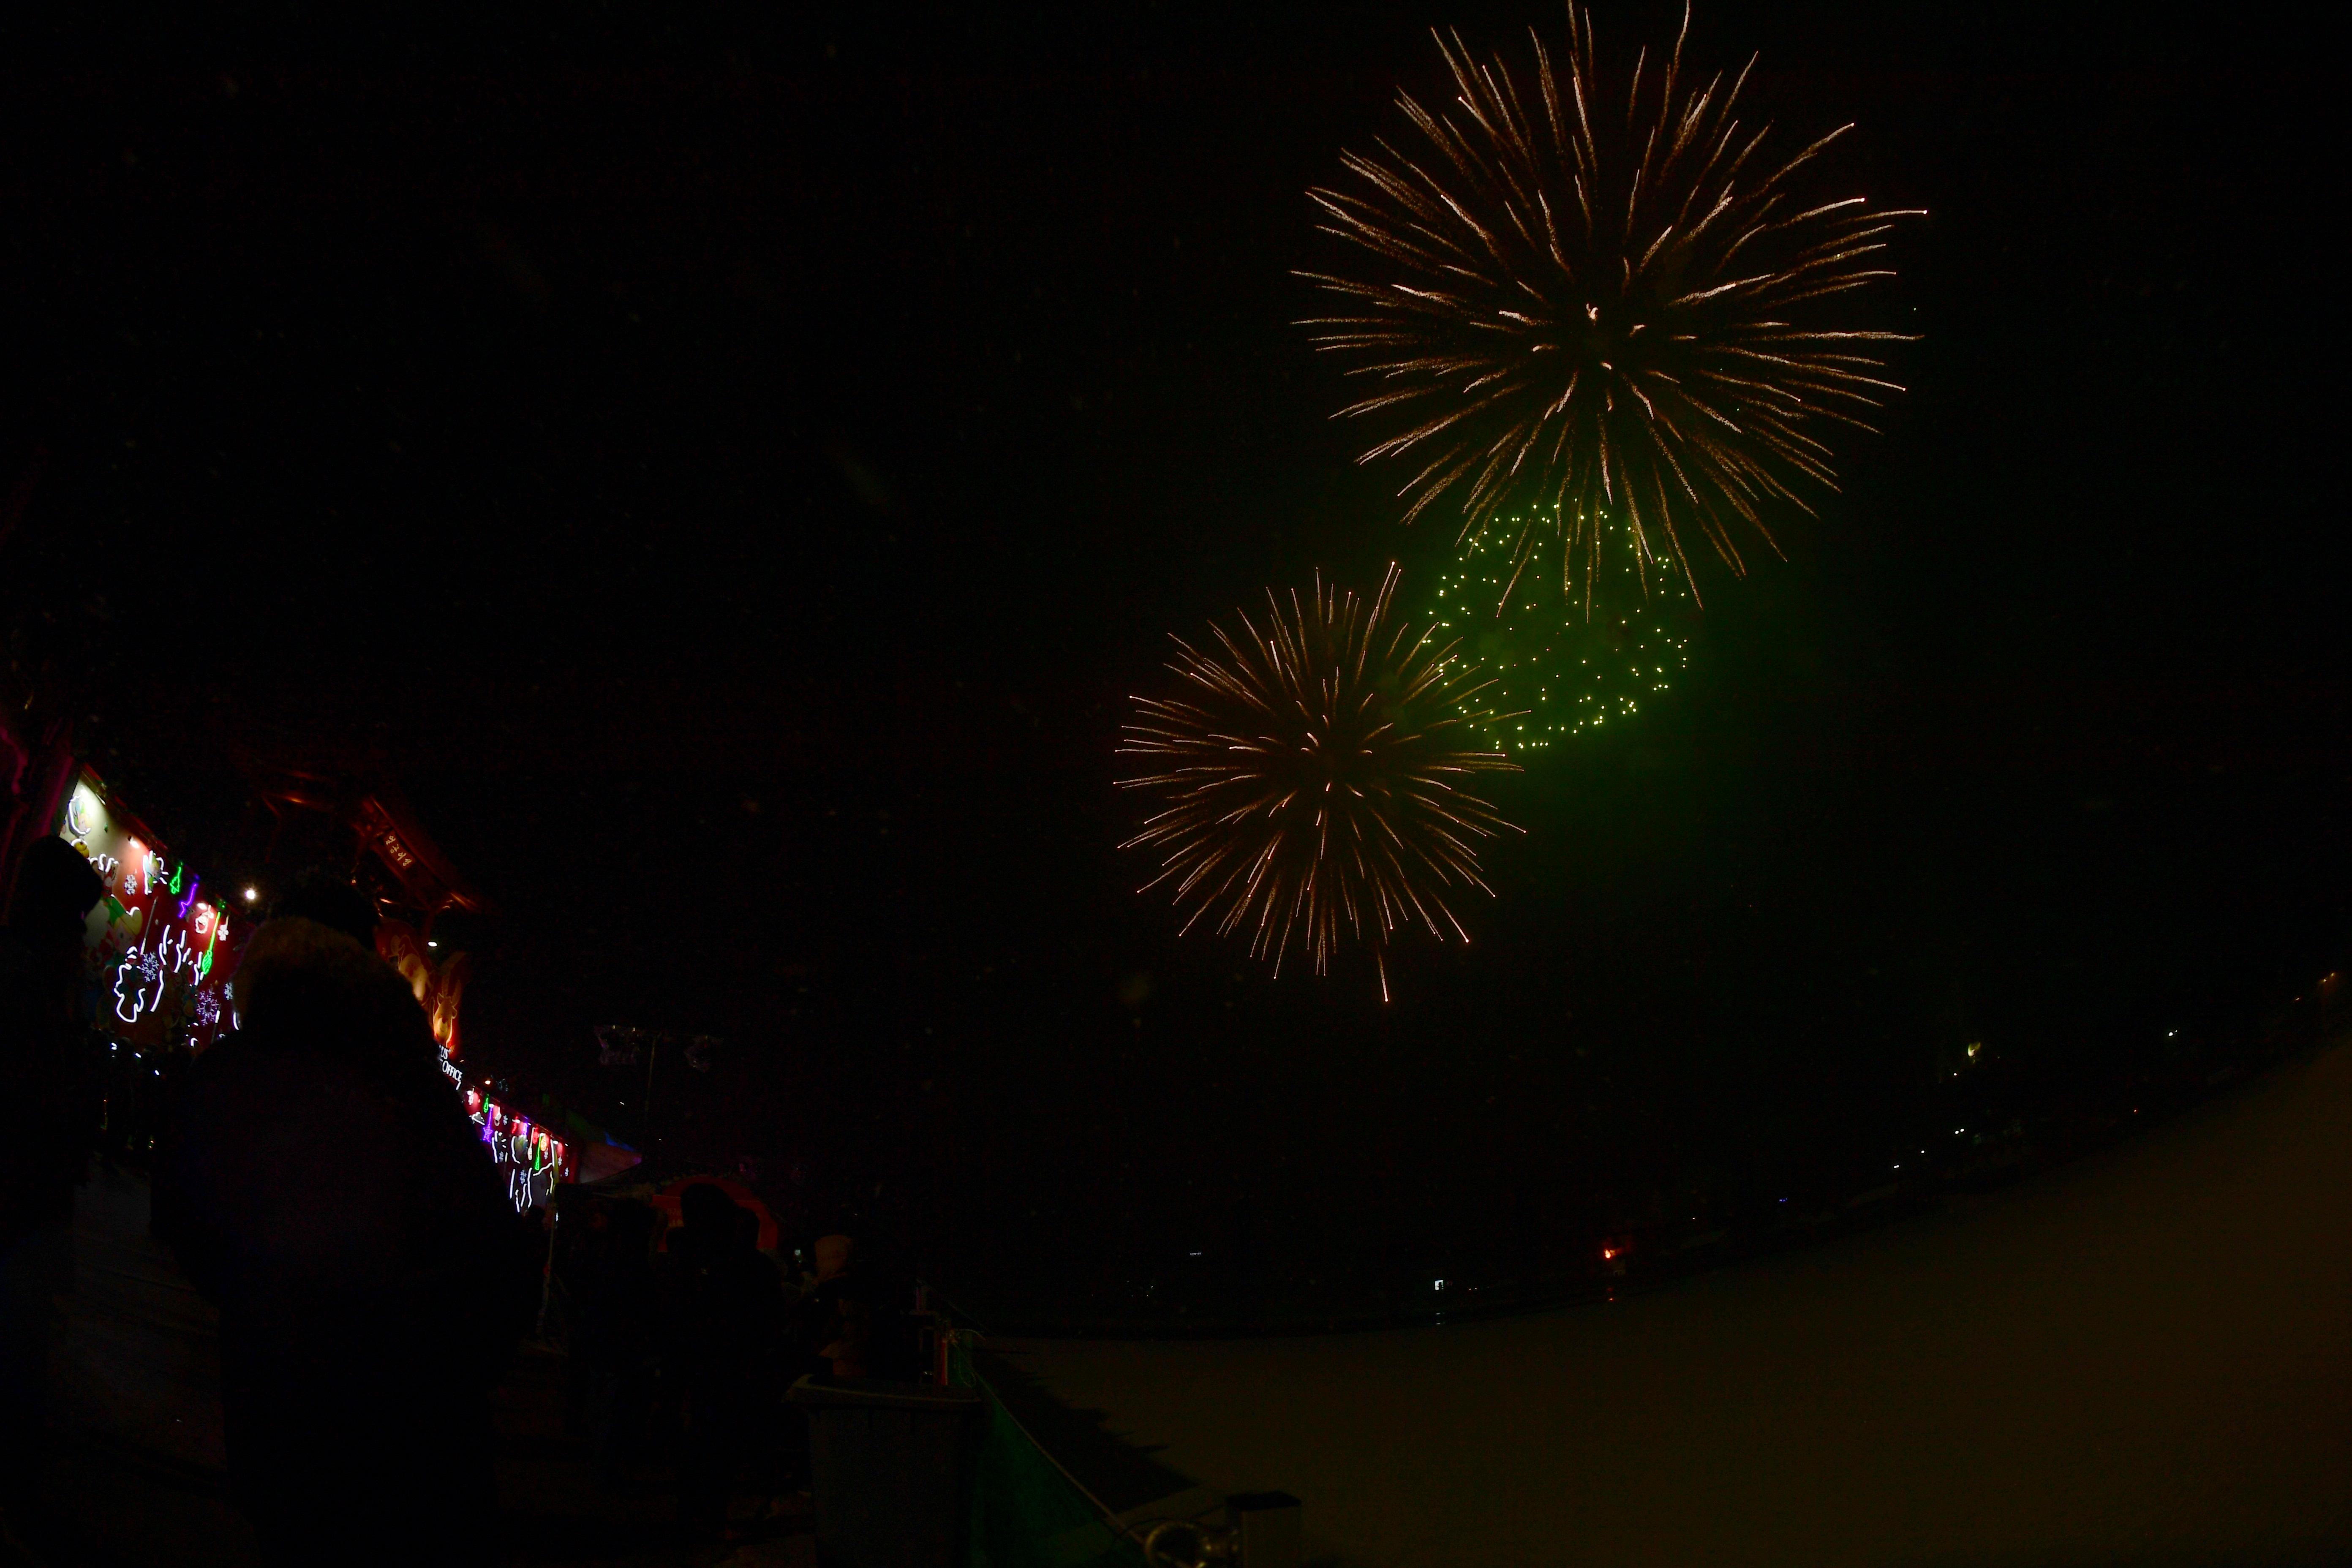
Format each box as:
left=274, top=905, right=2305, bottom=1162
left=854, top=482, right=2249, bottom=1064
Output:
left=1002, top=1040, right=2352, bottom=1566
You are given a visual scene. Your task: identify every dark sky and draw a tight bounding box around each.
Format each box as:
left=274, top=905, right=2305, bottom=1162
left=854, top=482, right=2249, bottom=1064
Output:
left=3, top=3, right=2342, bottom=1320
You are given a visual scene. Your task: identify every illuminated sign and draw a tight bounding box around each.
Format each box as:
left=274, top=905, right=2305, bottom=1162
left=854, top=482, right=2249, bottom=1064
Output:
left=376, top=829, right=418, bottom=874
left=57, top=775, right=240, bottom=1052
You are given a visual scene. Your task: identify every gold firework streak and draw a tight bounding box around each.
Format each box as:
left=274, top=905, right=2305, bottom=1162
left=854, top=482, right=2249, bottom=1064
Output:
left=1301, top=5, right=1922, bottom=612
left=1119, top=564, right=1523, bottom=1000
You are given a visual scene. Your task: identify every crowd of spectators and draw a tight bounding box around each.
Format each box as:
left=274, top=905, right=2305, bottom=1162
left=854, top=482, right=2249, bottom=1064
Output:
left=556, top=1183, right=909, bottom=1540
left=2, top=851, right=904, bottom=1560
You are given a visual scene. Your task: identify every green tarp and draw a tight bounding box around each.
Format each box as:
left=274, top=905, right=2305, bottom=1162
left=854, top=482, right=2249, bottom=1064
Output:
left=950, top=1339, right=1150, bottom=1568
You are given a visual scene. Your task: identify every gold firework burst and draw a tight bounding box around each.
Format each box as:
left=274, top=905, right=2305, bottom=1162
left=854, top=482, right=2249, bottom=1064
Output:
left=1302, top=5, right=1922, bottom=612
left=1118, top=565, right=1521, bottom=1000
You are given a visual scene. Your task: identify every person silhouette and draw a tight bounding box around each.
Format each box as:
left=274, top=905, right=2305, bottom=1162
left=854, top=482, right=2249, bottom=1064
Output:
left=660, top=1182, right=785, bottom=1539
left=161, top=874, right=536, bottom=1564
left=572, top=1199, right=662, bottom=1481
left=793, top=1232, right=872, bottom=1380
left=0, top=836, right=104, bottom=1508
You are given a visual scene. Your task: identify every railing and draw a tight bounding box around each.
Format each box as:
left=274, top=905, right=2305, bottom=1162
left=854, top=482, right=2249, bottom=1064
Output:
left=943, top=1328, right=1275, bottom=1568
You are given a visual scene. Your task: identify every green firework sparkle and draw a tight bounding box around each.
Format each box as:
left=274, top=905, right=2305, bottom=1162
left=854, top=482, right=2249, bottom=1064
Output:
left=1428, top=514, right=1694, bottom=752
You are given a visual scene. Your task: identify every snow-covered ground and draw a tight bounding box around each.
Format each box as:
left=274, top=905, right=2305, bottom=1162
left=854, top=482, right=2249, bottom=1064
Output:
left=1000, top=1040, right=2352, bottom=1566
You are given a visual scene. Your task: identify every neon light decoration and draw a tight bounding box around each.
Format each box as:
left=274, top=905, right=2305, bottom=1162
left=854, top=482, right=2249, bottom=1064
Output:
left=59, top=774, right=242, bottom=1052
left=113, top=943, right=166, bottom=1024
left=469, top=1094, right=573, bottom=1212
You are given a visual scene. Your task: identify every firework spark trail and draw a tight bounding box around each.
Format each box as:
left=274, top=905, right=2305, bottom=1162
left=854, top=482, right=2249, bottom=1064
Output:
left=1119, top=564, right=1522, bottom=999
left=1429, top=510, right=1694, bottom=752
left=1301, top=4, right=1922, bottom=614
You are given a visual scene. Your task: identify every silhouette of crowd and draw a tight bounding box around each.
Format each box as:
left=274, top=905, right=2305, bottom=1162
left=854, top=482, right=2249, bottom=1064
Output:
left=553, top=1179, right=917, bottom=1542
left=3, top=849, right=917, bottom=1562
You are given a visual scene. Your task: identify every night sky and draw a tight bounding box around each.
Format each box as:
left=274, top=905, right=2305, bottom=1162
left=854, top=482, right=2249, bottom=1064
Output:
left=3, top=3, right=2341, bottom=1325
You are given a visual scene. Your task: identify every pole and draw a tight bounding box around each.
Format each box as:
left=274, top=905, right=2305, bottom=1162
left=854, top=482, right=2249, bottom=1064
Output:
left=534, top=1203, right=560, bottom=1342
left=641, top=1035, right=659, bottom=1150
